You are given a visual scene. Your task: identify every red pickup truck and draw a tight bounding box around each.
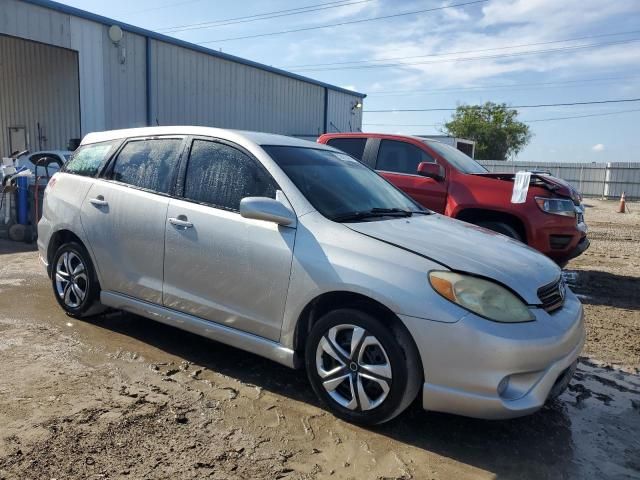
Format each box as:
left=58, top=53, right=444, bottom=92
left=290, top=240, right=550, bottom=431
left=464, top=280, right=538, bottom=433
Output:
left=318, top=133, right=589, bottom=266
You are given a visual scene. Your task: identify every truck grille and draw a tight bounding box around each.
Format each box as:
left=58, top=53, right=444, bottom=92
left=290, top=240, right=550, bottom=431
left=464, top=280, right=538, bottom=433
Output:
left=537, top=277, right=566, bottom=313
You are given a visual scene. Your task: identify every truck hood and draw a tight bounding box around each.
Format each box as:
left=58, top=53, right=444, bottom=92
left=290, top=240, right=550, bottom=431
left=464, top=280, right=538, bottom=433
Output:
left=472, top=172, right=581, bottom=203
left=346, top=214, right=560, bottom=305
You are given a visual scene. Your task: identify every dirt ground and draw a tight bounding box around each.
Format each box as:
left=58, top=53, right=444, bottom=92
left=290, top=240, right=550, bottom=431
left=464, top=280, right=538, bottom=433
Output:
left=0, top=199, right=639, bottom=480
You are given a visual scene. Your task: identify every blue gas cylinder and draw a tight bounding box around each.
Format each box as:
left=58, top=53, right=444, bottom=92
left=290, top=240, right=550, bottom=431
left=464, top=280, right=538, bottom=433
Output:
left=16, top=175, right=29, bottom=225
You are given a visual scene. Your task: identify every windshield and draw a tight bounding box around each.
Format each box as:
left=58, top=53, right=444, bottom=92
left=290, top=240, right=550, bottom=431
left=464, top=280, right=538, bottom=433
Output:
left=263, top=146, right=426, bottom=222
left=424, top=140, right=487, bottom=174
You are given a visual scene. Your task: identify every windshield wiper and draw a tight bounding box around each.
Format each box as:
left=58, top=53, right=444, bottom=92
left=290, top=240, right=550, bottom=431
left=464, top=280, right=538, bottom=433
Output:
left=374, top=207, right=433, bottom=216
left=333, top=208, right=413, bottom=222
left=371, top=207, right=413, bottom=216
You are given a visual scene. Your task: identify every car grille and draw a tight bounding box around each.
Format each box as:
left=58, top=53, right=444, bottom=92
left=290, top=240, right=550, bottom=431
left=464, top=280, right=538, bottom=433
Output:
left=537, top=277, right=566, bottom=313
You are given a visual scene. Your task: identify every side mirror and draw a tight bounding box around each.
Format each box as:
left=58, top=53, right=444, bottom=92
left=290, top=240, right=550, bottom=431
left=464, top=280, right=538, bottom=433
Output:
left=240, top=197, right=296, bottom=226
left=417, top=162, right=445, bottom=180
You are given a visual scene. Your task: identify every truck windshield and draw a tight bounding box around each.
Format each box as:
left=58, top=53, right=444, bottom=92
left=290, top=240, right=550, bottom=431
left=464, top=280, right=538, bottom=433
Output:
left=424, top=140, right=488, bottom=174
left=263, top=145, right=427, bottom=222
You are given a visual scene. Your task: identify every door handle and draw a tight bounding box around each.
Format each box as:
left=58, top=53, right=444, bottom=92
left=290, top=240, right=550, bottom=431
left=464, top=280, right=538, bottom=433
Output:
left=89, top=196, right=108, bottom=207
left=168, top=216, right=193, bottom=229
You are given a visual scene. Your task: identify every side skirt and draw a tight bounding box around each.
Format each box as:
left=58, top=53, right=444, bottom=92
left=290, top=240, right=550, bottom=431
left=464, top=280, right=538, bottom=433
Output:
left=100, top=291, right=300, bottom=369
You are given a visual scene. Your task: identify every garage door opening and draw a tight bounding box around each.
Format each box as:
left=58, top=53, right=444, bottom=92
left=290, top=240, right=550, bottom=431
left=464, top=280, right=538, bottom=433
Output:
left=0, top=34, right=80, bottom=156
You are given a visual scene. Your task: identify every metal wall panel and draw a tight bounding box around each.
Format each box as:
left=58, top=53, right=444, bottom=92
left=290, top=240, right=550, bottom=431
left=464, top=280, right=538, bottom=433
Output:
left=0, top=0, right=71, bottom=48
left=0, top=34, right=80, bottom=155
left=69, top=16, right=105, bottom=134
left=150, top=40, right=326, bottom=136
left=326, top=89, right=363, bottom=133
left=2, top=0, right=365, bottom=144
left=102, top=29, right=146, bottom=130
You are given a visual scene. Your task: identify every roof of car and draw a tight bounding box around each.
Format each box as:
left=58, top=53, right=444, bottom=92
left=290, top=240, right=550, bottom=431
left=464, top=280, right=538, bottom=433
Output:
left=320, top=132, right=449, bottom=146
left=26, top=150, right=72, bottom=157
left=81, top=127, right=332, bottom=150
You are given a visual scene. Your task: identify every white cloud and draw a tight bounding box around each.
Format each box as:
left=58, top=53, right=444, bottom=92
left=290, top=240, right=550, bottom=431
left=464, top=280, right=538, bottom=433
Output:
left=261, top=0, right=640, bottom=93
left=353, top=0, right=640, bottom=88
left=341, top=85, right=357, bottom=91
left=592, top=144, right=605, bottom=151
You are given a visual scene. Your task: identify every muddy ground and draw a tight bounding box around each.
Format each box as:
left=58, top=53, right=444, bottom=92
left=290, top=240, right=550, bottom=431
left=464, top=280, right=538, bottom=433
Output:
left=0, top=199, right=639, bottom=480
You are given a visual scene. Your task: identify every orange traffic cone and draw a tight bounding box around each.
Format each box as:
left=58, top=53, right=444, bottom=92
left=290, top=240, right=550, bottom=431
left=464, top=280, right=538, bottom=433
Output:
left=618, top=192, right=626, bottom=213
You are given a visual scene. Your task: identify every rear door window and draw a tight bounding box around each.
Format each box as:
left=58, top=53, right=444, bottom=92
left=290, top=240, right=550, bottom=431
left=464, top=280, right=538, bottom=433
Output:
left=64, top=141, right=115, bottom=177
left=326, top=138, right=367, bottom=160
left=376, top=140, right=434, bottom=175
left=183, top=140, right=277, bottom=212
left=110, top=138, right=183, bottom=194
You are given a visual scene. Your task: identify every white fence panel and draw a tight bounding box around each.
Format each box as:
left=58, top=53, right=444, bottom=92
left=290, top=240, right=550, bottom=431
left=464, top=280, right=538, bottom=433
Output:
left=478, top=161, right=640, bottom=200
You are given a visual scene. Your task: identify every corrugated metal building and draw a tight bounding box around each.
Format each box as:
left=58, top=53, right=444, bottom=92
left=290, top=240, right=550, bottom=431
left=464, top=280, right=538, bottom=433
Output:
left=0, top=0, right=365, bottom=155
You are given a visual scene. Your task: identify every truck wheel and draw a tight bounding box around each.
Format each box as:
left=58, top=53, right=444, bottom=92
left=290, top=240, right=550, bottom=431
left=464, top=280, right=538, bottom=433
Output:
left=305, top=308, right=421, bottom=426
left=51, top=241, right=105, bottom=318
left=477, top=221, right=523, bottom=242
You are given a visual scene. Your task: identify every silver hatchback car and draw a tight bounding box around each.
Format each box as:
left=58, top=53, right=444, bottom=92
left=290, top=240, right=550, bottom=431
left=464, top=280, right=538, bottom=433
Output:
left=38, top=127, right=584, bottom=425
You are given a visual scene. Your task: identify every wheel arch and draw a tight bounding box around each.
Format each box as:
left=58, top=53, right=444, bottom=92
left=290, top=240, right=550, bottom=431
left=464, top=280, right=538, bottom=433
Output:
left=46, top=229, right=101, bottom=284
left=455, top=208, right=528, bottom=242
left=293, top=291, right=423, bottom=374
left=47, top=229, right=84, bottom=265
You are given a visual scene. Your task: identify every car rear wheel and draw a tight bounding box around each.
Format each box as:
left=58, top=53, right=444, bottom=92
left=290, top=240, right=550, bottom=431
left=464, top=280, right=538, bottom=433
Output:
left=477, top=221, right=523, bottom=242
left=305, top=308, right=421, bottom=425
left=51, top=242, right=105, bottom=318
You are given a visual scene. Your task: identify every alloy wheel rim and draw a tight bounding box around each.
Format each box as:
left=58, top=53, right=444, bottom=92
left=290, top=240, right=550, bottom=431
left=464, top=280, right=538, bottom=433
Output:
left=55, top=251, right=88, bottom=308
left=315, top=324, right=392, bottom=411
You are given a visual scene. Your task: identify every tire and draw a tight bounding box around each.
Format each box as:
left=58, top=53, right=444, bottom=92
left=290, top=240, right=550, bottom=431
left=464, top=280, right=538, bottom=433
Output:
left=51, top=241, right=105, bottom=318
left=476, top=221, right=523, bottom=242
left=548, top=360, right=577, bottom=400
left=305, top=308, right=422, bottom=426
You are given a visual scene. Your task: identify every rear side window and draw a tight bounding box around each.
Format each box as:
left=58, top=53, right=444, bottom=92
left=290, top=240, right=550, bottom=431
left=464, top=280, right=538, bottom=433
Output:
left=111, top=139, right=183, bottom=194
left=183, top=140, right=277, bottom=212
left=64, top=142, right=114, bottom=177
left=376, top=140, right=434, bottom=175
left=326, top=138, right=367, bottom=160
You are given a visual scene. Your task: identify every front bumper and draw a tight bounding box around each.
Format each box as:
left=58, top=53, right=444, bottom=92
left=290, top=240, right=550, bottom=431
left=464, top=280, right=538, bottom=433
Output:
left=399, top=291, right=585, bottom=419
left=565, top=235, right=590, bottom=262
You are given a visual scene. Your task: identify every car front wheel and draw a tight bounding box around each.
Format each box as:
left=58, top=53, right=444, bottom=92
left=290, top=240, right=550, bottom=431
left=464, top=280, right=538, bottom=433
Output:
left=305, top=308, right=421, bottom=425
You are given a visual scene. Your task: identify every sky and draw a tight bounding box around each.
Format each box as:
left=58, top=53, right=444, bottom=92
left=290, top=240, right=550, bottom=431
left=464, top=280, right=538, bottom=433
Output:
left=61, top=0, right=640, bottom=162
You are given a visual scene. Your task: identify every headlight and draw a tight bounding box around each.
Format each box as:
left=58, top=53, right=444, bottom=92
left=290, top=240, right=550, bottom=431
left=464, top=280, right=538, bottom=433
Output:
left=429, top=271, right=535, bottom=323
left=535, top=197, right=575, bottom=217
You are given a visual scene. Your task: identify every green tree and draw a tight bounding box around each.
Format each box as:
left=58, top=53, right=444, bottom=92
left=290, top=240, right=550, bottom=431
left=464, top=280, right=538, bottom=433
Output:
left=443, top=102, right=532, bottom=160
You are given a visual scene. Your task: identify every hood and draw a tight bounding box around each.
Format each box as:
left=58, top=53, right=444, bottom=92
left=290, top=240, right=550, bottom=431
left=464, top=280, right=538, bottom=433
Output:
left=473, top=172, right=581, bottom=203
left=346, top=214, right=560, bottom=305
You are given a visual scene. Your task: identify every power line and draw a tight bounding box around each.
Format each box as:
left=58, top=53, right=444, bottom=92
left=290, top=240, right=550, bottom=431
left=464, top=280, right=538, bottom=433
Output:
left=364, top=123, right=441, bottom=127
left=293, top=38, right=640, bottom=71
left=365, top=98, right=640, bottom=113
left=525, top=108, right=640, bottom=123
left=362, top=108, right=640, bottom=127
left=368, top=74, right=640, bottom=97
left=125, top=0, right=202, bottom=15
left=196, top=0, right=488, bottom=44
left=282, top=29, right=640, bottom=68
left=160, top=0, right=375, bottom=32
left=160, top=0, right=365, bottom=31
